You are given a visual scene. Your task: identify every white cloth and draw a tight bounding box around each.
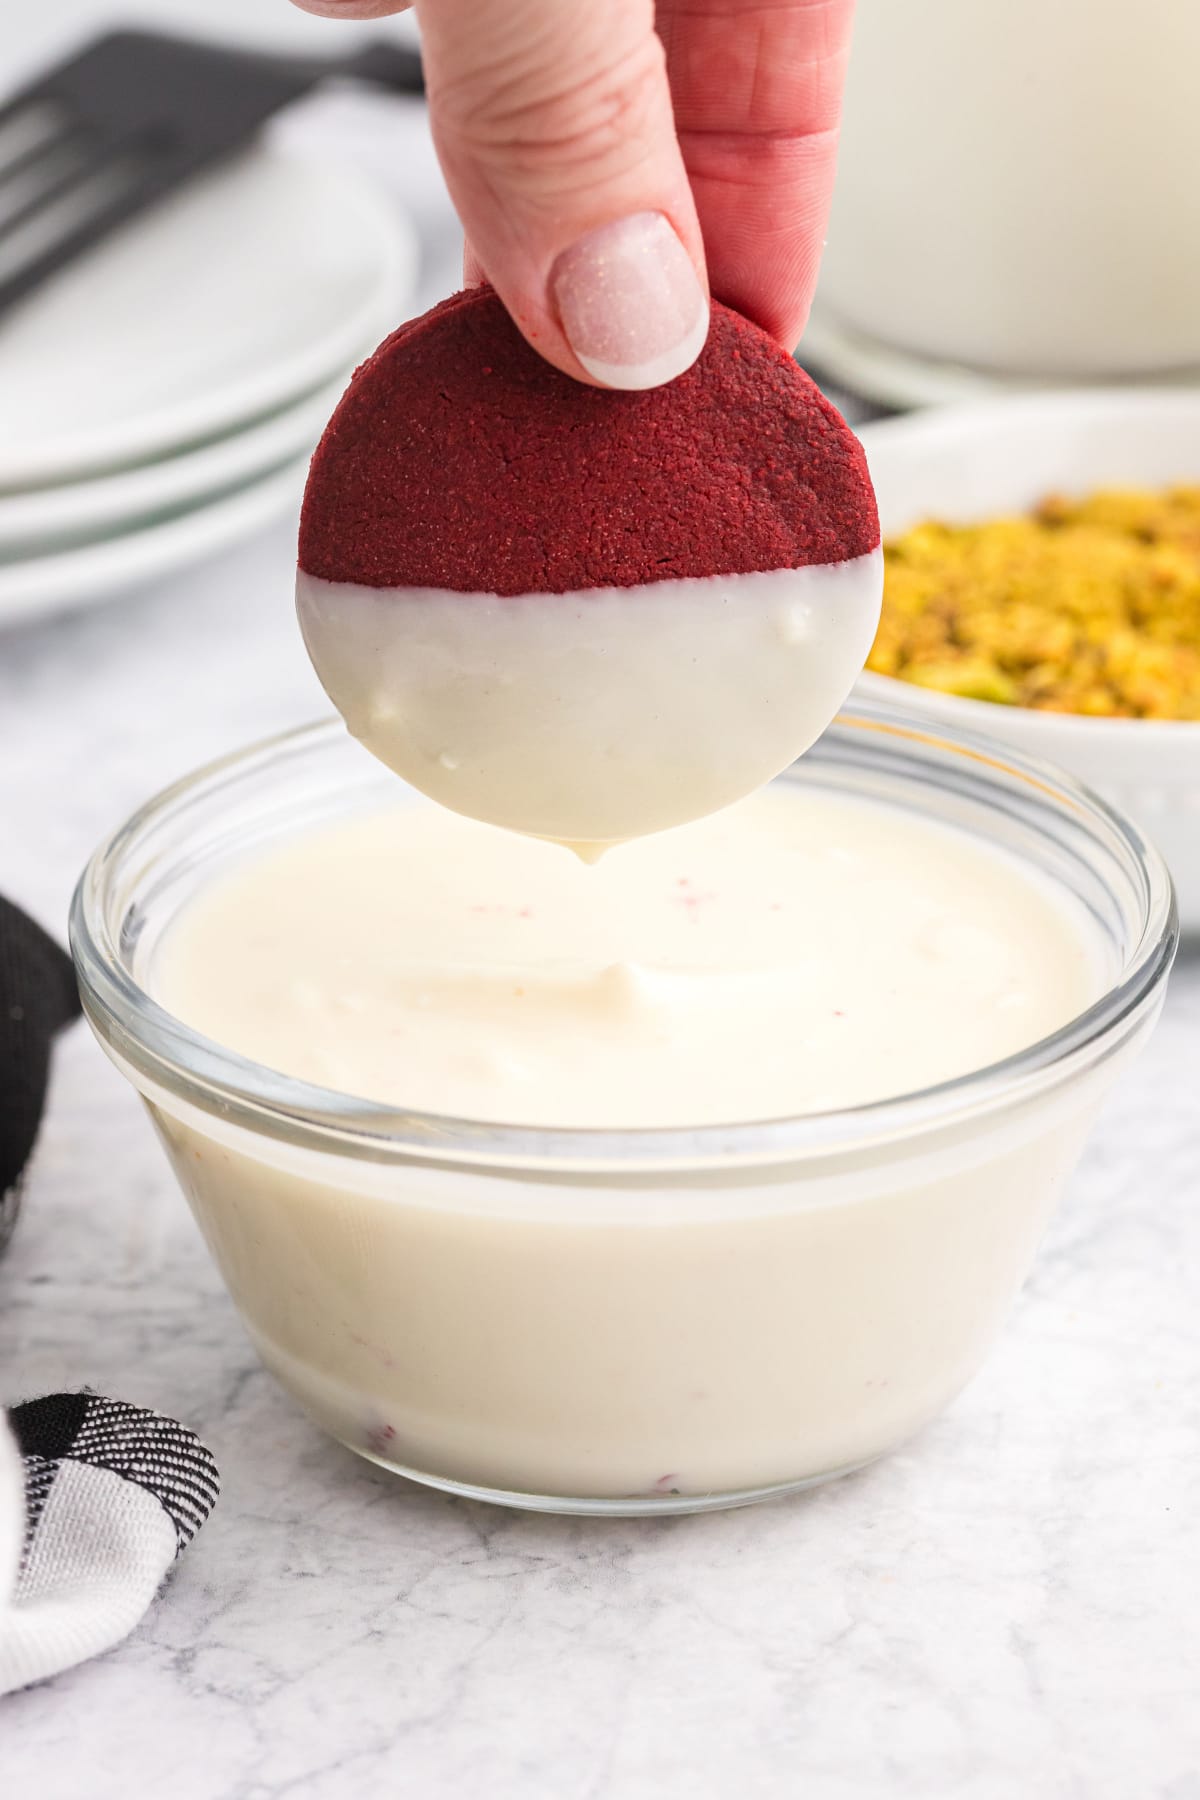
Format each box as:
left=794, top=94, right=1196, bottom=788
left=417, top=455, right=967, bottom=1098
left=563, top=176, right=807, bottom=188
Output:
left=0, top=1394, right=218, bottom=1696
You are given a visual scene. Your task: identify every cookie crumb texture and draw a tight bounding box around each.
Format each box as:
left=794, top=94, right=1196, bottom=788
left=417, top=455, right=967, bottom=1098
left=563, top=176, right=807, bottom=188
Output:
left=299, top=291, right=878, bottom=596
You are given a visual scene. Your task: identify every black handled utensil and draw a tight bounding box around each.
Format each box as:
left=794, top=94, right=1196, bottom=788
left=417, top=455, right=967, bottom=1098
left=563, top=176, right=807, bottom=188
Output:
left=0, top=28, right=425, bottom=321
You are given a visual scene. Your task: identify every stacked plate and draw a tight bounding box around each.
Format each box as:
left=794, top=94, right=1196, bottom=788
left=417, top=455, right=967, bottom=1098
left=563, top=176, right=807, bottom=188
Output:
left=0, top=146, right=417, bottom=626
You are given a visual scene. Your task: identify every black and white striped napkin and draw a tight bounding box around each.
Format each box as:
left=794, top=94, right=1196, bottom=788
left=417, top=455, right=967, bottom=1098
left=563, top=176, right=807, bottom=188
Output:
left=0, top=1392, right=219, bottom=1695
left=1, top=896, right=219, bottom=1692
left=1, top=893, right=81, bottom=1256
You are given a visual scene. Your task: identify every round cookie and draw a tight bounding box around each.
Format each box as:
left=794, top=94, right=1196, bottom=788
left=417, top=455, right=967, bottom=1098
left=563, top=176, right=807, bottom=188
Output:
left=297, top=289, right=882, bottom=849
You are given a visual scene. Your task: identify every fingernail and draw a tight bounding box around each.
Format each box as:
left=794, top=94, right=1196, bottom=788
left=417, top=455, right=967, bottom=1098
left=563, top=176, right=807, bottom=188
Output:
left=551, top=212, right=709, bottom=390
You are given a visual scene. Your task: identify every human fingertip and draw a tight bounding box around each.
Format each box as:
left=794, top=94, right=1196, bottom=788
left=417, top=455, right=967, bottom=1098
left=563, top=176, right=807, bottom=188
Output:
left=287, top=1, right=412, bottom=18
left=551, top=213, right=708, bottom=390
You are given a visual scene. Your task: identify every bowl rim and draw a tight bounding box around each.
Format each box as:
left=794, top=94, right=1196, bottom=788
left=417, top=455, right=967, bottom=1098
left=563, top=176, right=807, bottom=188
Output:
left=857, top=383, right=1200, bottom=444
left=855, top=669, right=1200, bottom=745
left=70, top=704, right=1178, bottom=1176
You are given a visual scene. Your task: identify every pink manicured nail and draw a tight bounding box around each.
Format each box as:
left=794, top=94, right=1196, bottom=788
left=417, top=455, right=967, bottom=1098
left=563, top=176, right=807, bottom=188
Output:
left=551, top=213, right=709, bottom=390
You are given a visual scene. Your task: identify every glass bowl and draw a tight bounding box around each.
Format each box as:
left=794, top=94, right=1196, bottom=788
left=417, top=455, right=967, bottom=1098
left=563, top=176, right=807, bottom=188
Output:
left=70, top=704, right=1177, bottom=1515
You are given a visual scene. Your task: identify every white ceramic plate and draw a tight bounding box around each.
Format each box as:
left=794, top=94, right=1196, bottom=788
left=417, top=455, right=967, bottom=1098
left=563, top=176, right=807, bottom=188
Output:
left=0, top=365, right=355, bottom=556
left=802, top=303, right=1200, bottom=412
left=854, top=390, right=1200, bottom=931
left=0, top=147, right=415, bottom=491
left=0, top=457, right=308, bottom=625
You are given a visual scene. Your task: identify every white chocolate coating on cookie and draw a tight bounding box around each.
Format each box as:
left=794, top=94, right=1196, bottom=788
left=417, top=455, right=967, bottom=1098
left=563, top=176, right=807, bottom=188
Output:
left=296, top=552, right=883, bottom=849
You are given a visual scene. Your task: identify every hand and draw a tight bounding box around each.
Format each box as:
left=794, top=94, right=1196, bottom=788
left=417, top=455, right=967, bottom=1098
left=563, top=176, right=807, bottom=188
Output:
left=290, top=0, right=855, bottom=387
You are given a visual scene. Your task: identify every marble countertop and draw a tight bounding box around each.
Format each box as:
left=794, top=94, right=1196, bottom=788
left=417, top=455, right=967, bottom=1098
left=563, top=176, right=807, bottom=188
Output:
left=2, top=517, right=1197, bottom=1800
left=2, top=13, right=1199, bottom=1792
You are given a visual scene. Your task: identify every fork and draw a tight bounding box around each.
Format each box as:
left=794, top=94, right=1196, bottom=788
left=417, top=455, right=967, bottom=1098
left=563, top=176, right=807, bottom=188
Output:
left=0, top=28, right=425, bottom=320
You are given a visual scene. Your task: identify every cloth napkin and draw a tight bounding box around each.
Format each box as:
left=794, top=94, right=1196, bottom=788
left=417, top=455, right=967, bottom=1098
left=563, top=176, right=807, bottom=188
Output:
left=0, top=896, right=219, bottom=1692
left=0, top=894, right=81, bottom=1255
left=0, top=1393, right=219, bottom=1695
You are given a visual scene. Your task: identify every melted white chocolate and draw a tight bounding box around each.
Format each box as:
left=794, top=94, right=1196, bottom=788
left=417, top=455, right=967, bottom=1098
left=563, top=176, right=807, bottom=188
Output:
left=153, top=783, right=1103, bottom=1130
left=296, top=554, right=883, bottom=851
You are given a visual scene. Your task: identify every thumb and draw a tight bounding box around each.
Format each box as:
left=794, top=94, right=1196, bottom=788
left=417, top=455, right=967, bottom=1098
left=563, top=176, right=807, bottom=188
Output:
left=416, top=0, right=709, bottom=387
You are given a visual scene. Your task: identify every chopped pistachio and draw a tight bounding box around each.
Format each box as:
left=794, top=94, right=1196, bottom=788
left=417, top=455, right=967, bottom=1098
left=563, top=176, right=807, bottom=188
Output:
left=870, top=485, right=1200, bottom=719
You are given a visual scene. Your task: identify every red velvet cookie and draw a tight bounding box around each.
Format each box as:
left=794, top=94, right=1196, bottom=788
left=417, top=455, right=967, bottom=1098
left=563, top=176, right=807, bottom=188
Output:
left=296, top=290, right=883, bottom=848
left=300, top=290, right=877, bottom=595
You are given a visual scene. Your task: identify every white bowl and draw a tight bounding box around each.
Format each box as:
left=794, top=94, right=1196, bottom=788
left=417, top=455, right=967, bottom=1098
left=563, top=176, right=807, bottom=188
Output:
left=855, top=390, right=1200, bottom=933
